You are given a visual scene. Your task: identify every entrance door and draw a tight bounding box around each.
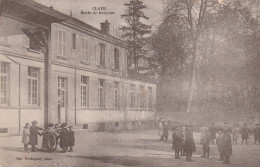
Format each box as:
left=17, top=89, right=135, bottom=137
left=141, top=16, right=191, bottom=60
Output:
left=58, top=77, right=67, bottom=123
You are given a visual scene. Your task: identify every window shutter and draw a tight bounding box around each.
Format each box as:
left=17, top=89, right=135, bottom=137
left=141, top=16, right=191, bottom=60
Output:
left=58, top=30, right=62, bottom=56
left=95, top=43, right=100, bottom=65
left=62, top=31, right=66, bottom=57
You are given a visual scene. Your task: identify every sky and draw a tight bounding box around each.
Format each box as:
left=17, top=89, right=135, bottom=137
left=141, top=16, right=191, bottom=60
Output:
left=35, top=0, right=164, bottom=35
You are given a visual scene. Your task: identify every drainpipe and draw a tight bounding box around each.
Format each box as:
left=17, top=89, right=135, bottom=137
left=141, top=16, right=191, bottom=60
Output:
left=74, top=68, right=77, bottom=125
left=6, top=56, right=21, bottom=135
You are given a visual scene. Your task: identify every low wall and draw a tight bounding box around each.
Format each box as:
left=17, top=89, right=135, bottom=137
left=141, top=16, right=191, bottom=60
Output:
left=156, top=111, right=260, bottom=128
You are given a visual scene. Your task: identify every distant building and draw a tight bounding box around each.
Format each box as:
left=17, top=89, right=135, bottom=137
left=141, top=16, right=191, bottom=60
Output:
left=0, top=0, right=156, bottom=135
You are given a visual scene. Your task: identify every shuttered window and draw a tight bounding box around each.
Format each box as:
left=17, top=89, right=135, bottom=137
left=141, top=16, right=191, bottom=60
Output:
left=58, top=30, right=67, bottom=57
left=81, top=37, right=89, bottom=63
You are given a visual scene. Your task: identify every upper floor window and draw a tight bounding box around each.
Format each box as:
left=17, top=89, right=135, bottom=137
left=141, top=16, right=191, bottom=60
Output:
left=58, top=30, right=67, bottom=57
left=113, top=82, right=119, bottom=108
left=81, top=37, right=89, bottom=63
left=98, top=79, right=105, bottom=108
left=0, top=62, right=9, bottom=105
left=81, top=76, right=88, bottom=107
left=139, top=86, right=145, bottom=109
left=72, top=33, right=76, bottom=50
left=28, top=67, right=39, bottom=106
left=130, top=84, right=135, bottom=108
left=100, top=44, right=105, bottom=67
left=114, top=48, right=119, bottom=70
left=148, top=87, right=152, bottom=109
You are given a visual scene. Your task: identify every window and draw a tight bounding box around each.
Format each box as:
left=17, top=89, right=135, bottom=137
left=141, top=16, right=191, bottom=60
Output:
left=72, top=33, right=76, bottom=50
left=113, top=82, right=119, bottom=108
left=114, top=48, right=119, bottom=70
left=28, top=67, right=39, bottom=105
left=58, top=30, right=67, bottom=57
left=58, top=77, right=66, bottom=108
left=0, top=62, right=8, bottom=105
left=81, top=76, right=88, bottom=107
left=100, top=44, right=105, bottom=67
left=139, top=86, right=145, bottom=108
left=148, top=87, right=152, bottom=109
left=130, top=84, right=135, bottom=108
left=98, top=79, right=105, bottom=108
left=81, top=37, right=89, bottom=62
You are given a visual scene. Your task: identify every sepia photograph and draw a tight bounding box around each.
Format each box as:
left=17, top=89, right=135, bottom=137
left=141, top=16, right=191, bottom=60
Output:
left=0, top=0, right=260, bottom=166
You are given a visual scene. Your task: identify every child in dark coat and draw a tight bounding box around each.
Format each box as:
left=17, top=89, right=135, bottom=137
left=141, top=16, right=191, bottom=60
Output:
left=42, top=123, right=56, bottom=152
left=253, top=123, right=260, bottom=144
left=68, top=126, right=75, bottom=152
left=201, top=128, right=211, bottom=158
left=29, top=120, right=43, bottom=152
left=184, top=126, right=196, bottom=161
left=172, top=127, right=184, bottom=159
left=222, top=127, right=232, bottom=164
left=59, top=123, right=69, bottom=153
left=160, top=121, right=168, bottom=142
left=241, top=124, right=249, bottom=144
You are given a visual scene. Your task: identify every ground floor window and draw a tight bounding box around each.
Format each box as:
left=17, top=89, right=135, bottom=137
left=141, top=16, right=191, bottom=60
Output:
left=98, top=79, right=105, bottom=108
left=81, top=76, right=88, bottom=107
left=0, top=62, right=8, bottom=105
left=28, top=67, right=39, bottom=105
left=113, top=82, right=119, bottom=108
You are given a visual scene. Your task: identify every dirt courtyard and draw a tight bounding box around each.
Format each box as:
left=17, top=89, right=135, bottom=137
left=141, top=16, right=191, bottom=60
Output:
left=0, top=129, right=260, bottom=167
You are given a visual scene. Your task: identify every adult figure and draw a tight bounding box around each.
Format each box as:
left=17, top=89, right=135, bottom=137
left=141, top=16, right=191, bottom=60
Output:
left=29, top=120, right=43, bottom=152
left=241, top=123, right=249, bottom=144
left=253, top=123, right=260, bottom=144
left=209, top=123, right=216, bottom=145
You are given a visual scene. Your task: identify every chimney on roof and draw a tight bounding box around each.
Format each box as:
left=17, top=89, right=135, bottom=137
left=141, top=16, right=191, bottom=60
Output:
left=100, top=20, right=110, bottom=35
left=70, top=10, right=72, bottom=17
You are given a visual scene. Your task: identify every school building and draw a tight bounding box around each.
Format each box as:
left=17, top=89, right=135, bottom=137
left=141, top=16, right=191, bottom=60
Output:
left=0, top=0, right=156, bottom=135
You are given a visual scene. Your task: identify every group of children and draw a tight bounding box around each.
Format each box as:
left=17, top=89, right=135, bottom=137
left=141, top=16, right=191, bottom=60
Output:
left=158, top=119, right=233, bottom=164
left=22, top=121, right=75, bottom=153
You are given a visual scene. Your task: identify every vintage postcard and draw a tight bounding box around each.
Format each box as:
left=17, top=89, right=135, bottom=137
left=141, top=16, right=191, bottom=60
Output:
left=0, top=0, right=260, bottom=167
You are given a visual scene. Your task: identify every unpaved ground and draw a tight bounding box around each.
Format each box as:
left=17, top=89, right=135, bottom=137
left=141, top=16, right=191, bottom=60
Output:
left=0, top=129, right=260, bottom=167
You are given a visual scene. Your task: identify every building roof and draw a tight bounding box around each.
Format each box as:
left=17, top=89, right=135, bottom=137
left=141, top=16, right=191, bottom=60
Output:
left=5, top=0, right=127, bottom=47
left=127, top=69, right=157, bottom=84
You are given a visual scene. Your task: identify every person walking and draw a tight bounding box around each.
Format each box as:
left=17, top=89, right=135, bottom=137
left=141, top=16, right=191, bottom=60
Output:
left=201, top=128, right=211, bottom=158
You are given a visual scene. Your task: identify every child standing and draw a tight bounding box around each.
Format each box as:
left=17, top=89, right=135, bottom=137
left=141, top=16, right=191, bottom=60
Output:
left=59, top=123, right=69, bottom=153
left=232, top=124, right=240, bottom=144
left=68, top=126, right=75, bottom=152
left=54, top=124, right=61, bottom=151
left=22, top=123, right=30, bottom=152
left=201, top=128, right=211, bottom=158
left=222, top=127, right=232, bottom=164
left=241, top=123, right=249, bottom=144
left=42, top=123, right=56, bottom=152
left=160, top=121, right=168, bottom=142
left=216, top=130, right=224, bottom=161
left=184, top=125, right=196, bottom=161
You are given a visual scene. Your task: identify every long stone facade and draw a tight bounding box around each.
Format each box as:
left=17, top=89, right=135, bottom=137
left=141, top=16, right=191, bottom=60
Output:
left=0, top=7, right=156, bottom=135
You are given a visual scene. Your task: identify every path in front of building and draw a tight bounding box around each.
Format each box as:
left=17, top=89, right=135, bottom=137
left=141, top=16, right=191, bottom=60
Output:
left=1, top=129, right=260, bottom=167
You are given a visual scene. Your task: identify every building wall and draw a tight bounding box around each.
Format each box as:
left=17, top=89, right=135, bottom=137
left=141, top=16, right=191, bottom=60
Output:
left=0, top=22, right=156, bottom=135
